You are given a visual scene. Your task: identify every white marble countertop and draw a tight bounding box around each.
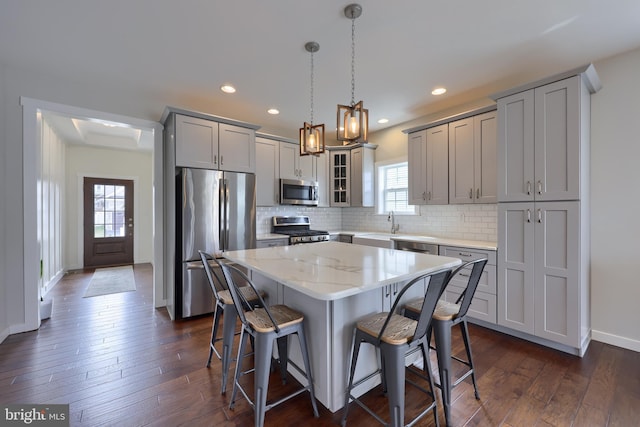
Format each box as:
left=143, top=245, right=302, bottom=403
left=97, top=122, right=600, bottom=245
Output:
left=223, top=241, right=461, bottom=301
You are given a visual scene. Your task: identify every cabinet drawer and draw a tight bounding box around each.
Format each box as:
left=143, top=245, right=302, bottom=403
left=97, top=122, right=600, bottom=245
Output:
left=442, top=285, right=497, bottom=324
left=256, top=239, right=288, bottom=248
left=448, top=264, right=496, bottom=295
left=440, top=245, right=496, bottom=265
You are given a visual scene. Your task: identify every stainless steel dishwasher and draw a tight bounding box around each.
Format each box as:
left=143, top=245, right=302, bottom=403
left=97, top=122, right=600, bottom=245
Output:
left=394, top=239, right=438, bottom=254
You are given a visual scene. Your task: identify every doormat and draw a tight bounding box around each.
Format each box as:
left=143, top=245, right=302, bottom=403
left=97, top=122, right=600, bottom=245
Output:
left=84, top=265, right=136, bottom=297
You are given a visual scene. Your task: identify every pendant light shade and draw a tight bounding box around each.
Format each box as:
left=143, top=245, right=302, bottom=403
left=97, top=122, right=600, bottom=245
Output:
left=337, top=3, right=368, bottom=144
left=300, top=41, right=325, bottom=156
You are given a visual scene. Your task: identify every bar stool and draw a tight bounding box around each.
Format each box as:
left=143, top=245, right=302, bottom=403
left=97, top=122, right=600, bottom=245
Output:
left=403, top=258, right=488, bottom=427
left=341, top=268, right=452, bottom=427
left=216, top=258, right=319, bottom=427
left=198, top=251, right=264, bottom=394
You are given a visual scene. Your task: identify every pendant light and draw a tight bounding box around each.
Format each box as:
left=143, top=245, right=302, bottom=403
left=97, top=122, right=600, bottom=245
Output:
left=300, top=41, right=325, bottom=156
left=337, top=3, right=368, bottom=145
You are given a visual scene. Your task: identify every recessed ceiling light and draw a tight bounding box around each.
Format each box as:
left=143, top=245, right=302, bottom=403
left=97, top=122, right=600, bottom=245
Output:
left=431, top=87, right=447, bottom=96
left=267, top=108, right=280, bottom=115
left=220, top=84, right=236, bottom=94
left=377, top=118, right=389, bottom=124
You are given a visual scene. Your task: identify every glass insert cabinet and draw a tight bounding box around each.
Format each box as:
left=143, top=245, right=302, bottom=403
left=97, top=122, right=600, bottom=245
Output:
left=327, top=144, right=376, bottom=208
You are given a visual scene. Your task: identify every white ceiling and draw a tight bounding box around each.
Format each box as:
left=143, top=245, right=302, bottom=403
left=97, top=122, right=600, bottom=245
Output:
left=2, top=1, right=640, bottom=147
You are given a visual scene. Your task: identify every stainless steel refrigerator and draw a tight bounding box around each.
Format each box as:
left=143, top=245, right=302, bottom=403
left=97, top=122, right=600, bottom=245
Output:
left=175, top=168, right=256, bottom=319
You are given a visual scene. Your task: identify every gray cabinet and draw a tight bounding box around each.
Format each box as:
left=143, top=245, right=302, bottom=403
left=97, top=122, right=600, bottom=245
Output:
left=439, top=245, right=497, bottom=324
left=493, top=65, right=600, bottom=355
left=497, top=76, right=582, bottom=202
left=408, top=124, right=449, bottom=205
left=328, top=144, right=376, bottom=207
left=448, top=111, right=497, bottom=204
left=498, top=201, right=583, bottom=348
left=255, top=137, right=280, bottom=206
left=174, top=113, right=256, bottom=173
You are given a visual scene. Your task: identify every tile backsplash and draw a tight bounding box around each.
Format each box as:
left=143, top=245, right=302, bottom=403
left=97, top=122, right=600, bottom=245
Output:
left=257, top=204, right=497, bottom=242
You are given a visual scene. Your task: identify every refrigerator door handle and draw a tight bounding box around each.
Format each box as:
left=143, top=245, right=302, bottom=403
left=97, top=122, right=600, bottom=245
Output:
left=219, top=178, right=226, bottom=251
left=224, top=179, right=230, bottom=250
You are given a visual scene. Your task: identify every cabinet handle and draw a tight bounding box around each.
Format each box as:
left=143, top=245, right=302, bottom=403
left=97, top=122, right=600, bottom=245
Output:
left=469, top=188, right=473, bottom=199
left=214, top=155, right=218, bottom=165
left=476, top=188, right=480, bottom=199
left=459, top=272, right=471, bottom=278
left=428, top=191, right=432, bottom=200
left=422, top=191, right=426, bottom=201
left=526, top=181, right=531, bottom=195
left=458, top=252, right=473, bottom=257
left=385, top=286, right=390, bottom=298
left=537, top=180, right=542, bottom=195
left=220, top=155, right=224, bottom=166
left=537, top=209, right=542, bottom=223
left=527, top=209, right=531, bottom=223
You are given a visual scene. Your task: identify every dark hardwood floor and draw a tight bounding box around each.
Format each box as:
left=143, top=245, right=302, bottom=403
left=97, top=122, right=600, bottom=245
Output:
left=1, top=264, right=638, bottom=426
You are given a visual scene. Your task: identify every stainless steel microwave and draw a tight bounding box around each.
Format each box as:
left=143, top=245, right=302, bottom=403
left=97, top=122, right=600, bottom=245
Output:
left=280, top=178, right=319, bottom=206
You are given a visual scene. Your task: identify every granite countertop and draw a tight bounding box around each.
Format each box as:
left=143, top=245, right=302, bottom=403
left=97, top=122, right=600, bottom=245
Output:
left=223, top=241, right=461, bottom=301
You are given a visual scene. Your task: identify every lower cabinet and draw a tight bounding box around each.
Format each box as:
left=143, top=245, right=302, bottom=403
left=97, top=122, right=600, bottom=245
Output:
left=439, top=245, right=497, bottom=324
left=497, top=201, right=587, bottom=353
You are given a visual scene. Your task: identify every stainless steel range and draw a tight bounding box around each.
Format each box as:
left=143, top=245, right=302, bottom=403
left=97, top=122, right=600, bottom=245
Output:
left=272, top=216, right=330, bottom=245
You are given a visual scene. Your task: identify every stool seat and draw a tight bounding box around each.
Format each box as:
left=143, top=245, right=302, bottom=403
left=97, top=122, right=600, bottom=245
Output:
left=245, top=305, right=304, bottom=332
left=218, top=286, right=263, bottom=306
left=357, top=312, right=417, bottom=345
left=406, top=298, right=462, bottom=321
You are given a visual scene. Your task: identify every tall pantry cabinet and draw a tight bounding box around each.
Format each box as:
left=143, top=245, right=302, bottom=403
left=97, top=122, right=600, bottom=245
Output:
left=492, top=64, right=601, bottom=355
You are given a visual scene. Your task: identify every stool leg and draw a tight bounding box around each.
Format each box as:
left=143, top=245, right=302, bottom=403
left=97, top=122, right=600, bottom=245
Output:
left=229, top=327, right=249, bottom=409
left=459, top=320, right=479, bottom=399
left=296, top=325, right=319, bottom=417
left=207, top=304, right=222, bottom=367
left=382, top=343, right=406, bottom=427
left=276, top=336, right=289, bottom=384
left=220, top=304, right=237, bottom=394
left=433, top=319, right=452, bottom=427
left=254, top=331, right=275, bottom=427
left=420, top=341, right=440, bottom=427
left=341, top=330, right=361, bottom=427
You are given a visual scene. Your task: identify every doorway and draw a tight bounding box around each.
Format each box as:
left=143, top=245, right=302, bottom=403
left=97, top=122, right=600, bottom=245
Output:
left=83, top=177, right=134, bottom=267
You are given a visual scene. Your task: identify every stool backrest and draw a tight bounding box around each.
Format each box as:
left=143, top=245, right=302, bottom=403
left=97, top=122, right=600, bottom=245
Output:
left=199, top=250, right=228, bottom=300
left=215, top=259, right=280, bottom=333
left=450, top=258, right=488, bottom=319
left=379, top=268, right=452, bottom=344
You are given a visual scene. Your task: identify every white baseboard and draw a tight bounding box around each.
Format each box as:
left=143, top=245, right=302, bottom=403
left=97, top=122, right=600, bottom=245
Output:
left=0, top=326, right=9, bottom=344
left=592, top=329, right=640, bottom=353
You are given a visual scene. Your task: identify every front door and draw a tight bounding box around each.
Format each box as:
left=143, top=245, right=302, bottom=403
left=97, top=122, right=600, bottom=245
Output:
left=83, top=177, right=134, bottom=268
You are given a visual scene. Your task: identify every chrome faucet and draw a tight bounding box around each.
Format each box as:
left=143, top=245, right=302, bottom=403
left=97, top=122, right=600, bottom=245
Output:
left=388, top=211, right=400, bottom=234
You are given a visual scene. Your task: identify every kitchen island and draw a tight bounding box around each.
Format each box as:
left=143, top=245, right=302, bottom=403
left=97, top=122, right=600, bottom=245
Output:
left=223, top=241, right=461, bottom=412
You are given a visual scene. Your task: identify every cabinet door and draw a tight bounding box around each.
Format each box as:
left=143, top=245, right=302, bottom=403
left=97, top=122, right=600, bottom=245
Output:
left=533, top=201, right=579, bottom=346
left=408, top=130, right=427, bottom=205
left=255, top=137, right=279, bottom=206
left=427, top=124, right=449, bottom=205
left=474, top=111, right=497, bottom=203
left=218, top=123, right=255, bottom=173
left=330, top=151, right=350, bottom=206
left=279, top=142, right=298, bottom=179
left=351, top=148, right=364, bottom=207
left=534, top=77, right=580, bottom=201
left=175, top=114, right=219, bottom=169
left=497, top=90, right=535, bottom=202
left=497, top=202, right=535, bottom=334
left=298, top=153, right=315, bottom=181
left=448, top=117, right=475, bottom=204
left=316, top=152, right=330, bottom=207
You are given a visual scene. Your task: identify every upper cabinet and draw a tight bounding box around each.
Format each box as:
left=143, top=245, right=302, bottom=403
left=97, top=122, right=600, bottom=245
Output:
left=449, top=111, right=497, bottom=204
left=404, top=106, right=497, bottom=206
left=495, top=66, right=601, bottom=202
left=408, top=124, right=449, bottom=205
left=279, top=142, right=314, bottom=181
left=255, top=136, right=280, bottom=206
left=328, top=144, right=376, bottom=207
left=170, top=111, right=258, bottom=173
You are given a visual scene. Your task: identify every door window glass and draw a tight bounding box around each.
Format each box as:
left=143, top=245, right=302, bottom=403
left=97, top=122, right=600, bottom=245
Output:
left=94, top=184, right=126, bottom=238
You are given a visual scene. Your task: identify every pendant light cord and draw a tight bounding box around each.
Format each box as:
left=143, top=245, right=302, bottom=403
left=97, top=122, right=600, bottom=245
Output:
left=350, top=16, right=356, bottom=107
left=310, top=49, right=315, bottom=125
